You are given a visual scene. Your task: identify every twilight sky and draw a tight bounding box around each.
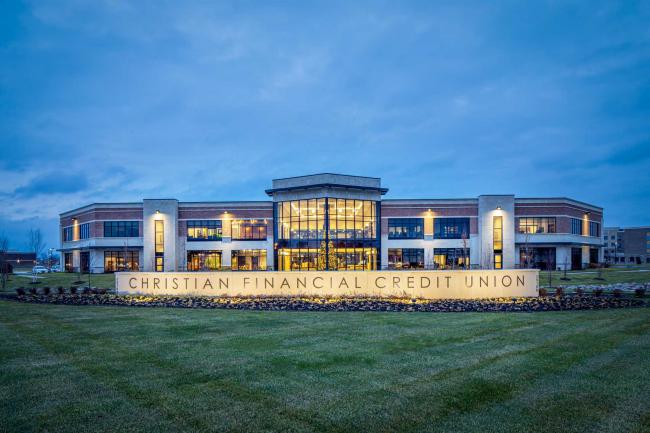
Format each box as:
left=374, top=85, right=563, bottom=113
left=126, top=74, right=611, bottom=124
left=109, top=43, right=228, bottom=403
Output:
left=1, top=1, right=649, bottom=252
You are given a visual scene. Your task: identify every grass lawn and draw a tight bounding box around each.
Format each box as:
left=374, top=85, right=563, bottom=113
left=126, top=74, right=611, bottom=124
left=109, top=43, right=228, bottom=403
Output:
left=541, top=265, right=650, bottom=287
left=1, top=302, right=649, bottom=433
left=1, top=272, right=116, bottom=292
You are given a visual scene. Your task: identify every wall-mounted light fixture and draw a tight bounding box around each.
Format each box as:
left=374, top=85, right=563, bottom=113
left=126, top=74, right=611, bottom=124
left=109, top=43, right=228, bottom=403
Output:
left=155, top=210, right=160, bottom=214
left=496, top=206, right=502, bottom=210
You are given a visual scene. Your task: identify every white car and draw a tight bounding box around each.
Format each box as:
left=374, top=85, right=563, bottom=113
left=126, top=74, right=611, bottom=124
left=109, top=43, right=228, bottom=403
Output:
left=32, top=266, right=49, bottom=274
left=50, top=265, right=61, bottom=272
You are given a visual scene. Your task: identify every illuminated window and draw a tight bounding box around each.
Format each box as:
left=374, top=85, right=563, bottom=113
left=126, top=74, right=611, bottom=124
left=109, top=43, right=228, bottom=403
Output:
left=388, top=219, right=424, bottom=239
left=104, top=251, right=139, bottom=272
left=187, top=220, right=222, bottom=241
left=434, top=248, right=470, bottom=269
left=155, top=220, right=164, bottom=272
left=493, top=216, right=503, bottom=269
left=388, top=248, right=424, bottom=269
left=231, top=249, right=267, bottom=271
left=104, top=221, right=139, bottom=237
left=187, top=251, right=222, bottom=271
left=517, top=217, right=556, bottom=234
left=231, top=220, right=267, bottom=240
left=434, top=218, right=470, bottom=239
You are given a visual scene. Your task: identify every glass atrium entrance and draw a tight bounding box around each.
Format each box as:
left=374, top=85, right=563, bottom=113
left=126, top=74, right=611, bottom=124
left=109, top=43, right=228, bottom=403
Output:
left=274, top=198, right=380, bottom=271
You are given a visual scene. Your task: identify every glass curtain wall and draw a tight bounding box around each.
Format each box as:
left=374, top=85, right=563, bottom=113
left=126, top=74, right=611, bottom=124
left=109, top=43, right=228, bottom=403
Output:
left=275, top=198, right=379, bottom=271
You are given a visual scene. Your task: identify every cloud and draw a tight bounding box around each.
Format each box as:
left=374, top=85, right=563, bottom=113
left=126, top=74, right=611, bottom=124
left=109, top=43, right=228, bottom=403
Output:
left=14, top=173, right=89, bottom=196
left=0, top=0, right=649, bottom=252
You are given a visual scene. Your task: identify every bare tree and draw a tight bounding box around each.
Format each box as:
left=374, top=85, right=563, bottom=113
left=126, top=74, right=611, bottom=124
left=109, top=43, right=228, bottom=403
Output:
left=461, top=232, right=469, bottom=270
left=0, top=233, right=9, bottom=290
left=27, top=229, right=45, bottom=261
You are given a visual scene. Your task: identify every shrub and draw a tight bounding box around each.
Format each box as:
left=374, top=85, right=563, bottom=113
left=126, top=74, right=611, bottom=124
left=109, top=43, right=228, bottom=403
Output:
left=15, top=287, right=25, bottom=295
left=555, top=287, right=564, bottom=297
left=539, top=288, right=548, bottom=296
left=82, top=287, right=92, bottom=295
left=635, top=288, right=646, bottom=298
left=97, top=288, right=107, bottom=295
left=612, top=289, right=623, bottom=298
left=69, top=286, right=77, bottom=294
left=592, top=288, right=604, bottom=297
left=28, top=287, right=37, bottom=295
left=57, top=286, right=65, bottom=294
left=576, top=288, right=585, bottom=296
left=42, top=287, right=51, bottom=295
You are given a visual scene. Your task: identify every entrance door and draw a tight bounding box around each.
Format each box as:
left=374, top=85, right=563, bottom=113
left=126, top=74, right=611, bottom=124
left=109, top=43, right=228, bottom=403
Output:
left=571, top=248, right=582, bottom=270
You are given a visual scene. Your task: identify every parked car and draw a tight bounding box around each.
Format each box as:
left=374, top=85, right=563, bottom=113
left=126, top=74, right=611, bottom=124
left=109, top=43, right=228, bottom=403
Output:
left=50, top=265, right=61, bottom=272
left=32, top=265, right=49, bottom=274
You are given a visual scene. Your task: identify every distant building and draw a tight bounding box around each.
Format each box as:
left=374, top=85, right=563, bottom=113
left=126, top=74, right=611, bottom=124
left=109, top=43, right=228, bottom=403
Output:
left=604, top=226, right=650, bottom=265
left=59, top=173, right=604, bottom=273
left=3, top=252, right=37, bottom=268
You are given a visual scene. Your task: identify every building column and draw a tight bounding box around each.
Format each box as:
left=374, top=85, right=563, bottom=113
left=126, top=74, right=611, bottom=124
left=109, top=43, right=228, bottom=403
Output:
left=478, top=195, right=515, bottom=269
left=143, top=199, right=179, bottom=272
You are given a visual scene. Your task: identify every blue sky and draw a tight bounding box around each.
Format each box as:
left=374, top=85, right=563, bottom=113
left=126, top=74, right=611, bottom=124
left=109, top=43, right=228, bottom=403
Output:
left=1, top=0, right=649, bottom=252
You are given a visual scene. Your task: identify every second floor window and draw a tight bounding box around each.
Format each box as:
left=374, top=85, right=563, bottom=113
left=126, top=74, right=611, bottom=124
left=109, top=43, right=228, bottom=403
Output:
left=434, top=218, right=470, bottom=239
left=104, top=221, right=139, bottom=237
left=187, top=220, right=222, bottom=241
left=231, top=220, right=267, bottom=240
left=571, top=218, right=583, bottom=235
left=79, top=223, right=90, bottom=239
left=589, top=221, right=600, bottom=237
left=387, top=218, right=424, bottom=239
left=517, top=217, right=556, bottom=234
left=63, top=227, right=73, bottom=242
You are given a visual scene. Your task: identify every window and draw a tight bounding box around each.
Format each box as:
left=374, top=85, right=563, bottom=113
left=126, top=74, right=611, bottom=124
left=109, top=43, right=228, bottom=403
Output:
left=231, top=220, right=267, bottom=240
left=387, top=218, right=424, bottom=239
left=63, top=227, right=73, bottom=242
left=104, top=251, right=139, bottom=272
left=388, top=248, right=424, bottom=269
left=231, top=250, right=267, bottom=271
left=187, top=251, right=221, bottom=271
left=187, top=220, right=222, bottom=241
left=493, top=216, right=503, bottom=269
left=155, top=220, right=164, bottom=272
left=517, top=217, right=556, bottom=234
left=434, top=248, right=470, bottom=269
left=434, top=218, right=470, bottom=239
left=589, top=221, right=600, bottom=237
left=79, top=223, right=90, bottom=240
left=571, top=218, right=583, bottom=235
left=104, top=221, right=139, bottom=237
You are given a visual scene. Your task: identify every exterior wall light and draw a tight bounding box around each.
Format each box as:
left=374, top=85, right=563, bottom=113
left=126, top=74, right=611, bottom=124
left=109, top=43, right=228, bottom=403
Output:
left=496, top=206, right=502, bottom=210
left=155, top=210, right=160, bottom=214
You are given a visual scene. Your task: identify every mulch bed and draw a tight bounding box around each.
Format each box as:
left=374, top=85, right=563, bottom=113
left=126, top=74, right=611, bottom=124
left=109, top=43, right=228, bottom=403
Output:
left=1, top=293, right=646, bottom=312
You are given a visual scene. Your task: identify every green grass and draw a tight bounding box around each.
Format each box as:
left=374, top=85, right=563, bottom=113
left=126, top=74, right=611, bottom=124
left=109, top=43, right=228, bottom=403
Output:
left=1, top=301, right=649, bottom=433
left=1, top=272, right=116, bottom=292
left=541, top=264, right=650, bottom=287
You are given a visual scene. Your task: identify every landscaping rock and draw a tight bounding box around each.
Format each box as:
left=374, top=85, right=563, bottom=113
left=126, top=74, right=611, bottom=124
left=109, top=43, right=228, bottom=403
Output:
left=0, top=293, right=645, bottom=313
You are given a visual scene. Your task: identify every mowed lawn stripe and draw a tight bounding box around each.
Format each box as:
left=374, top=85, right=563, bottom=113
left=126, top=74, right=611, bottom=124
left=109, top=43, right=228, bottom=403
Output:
left=1, top=301, right=649, bottom=433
